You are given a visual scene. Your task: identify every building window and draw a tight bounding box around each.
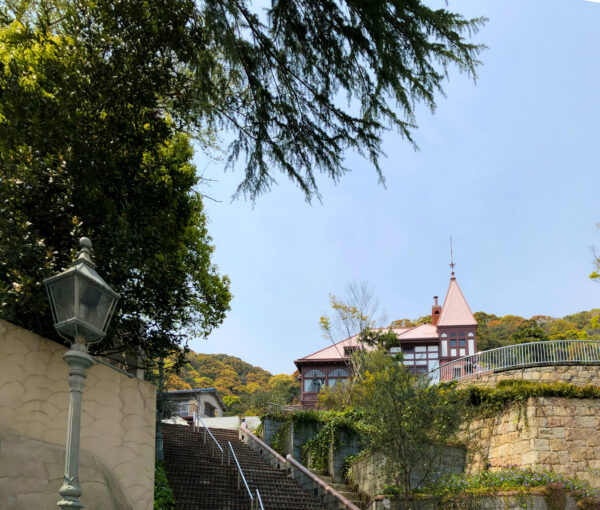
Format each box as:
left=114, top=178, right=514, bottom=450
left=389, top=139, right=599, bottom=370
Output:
left=414, top=366, right=428, bottom=375
left=454, top=368, right=462, bottom=379
left=173, top=401, right=190, bottom=417
left=204, top=402, right=216, bottom=417
left=304, top=369, right=326, bottom=393
left=344, top=346, right=358, bottom=356
left=328, top=368, right=349, bottom=387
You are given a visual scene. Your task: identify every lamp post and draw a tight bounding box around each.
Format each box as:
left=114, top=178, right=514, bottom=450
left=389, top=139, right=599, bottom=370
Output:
left=44, top=237, right=120, bottom=509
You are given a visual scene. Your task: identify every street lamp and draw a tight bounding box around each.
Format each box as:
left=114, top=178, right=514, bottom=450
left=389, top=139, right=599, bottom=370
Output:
left=44, top=237, right=120, bottom=509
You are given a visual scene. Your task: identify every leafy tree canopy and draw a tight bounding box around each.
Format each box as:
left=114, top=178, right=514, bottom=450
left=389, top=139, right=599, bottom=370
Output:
left=0, top=10, right=231, bottom=363
left=475, top=310, right=600, bottom=350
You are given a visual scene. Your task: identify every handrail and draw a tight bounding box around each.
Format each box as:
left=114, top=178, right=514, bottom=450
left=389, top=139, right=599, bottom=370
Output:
left=428, top=340, right=600, bottom=383
left=228, top=441, right=256, bottom=509
left=285, top=455, right=362, bottom=510
left=240, top=424, right=360, bottom=510
left=240, top=425, right=287, bottom=467
left=193, top=411, right=224, bottom=464
left=256, top=489, right=264, bottom=510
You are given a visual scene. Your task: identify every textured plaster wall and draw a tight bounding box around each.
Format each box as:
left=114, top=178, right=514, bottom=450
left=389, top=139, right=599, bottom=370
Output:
left=465, top=397, right=600, bottom=488
left=0, top=427, right=132, bottom=510
left=457, top=365, right=600, bottom=388
left=0, top=319, right=156, bottom=510
left=349, top=447, right=466, bottom=499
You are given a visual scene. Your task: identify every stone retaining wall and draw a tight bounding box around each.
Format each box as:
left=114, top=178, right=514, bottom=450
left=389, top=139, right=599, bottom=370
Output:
left=457, top=364, right=600, bottom=388
left=349, top=447, right=466, bottom=499
left=365, top=493, right=582, bottom=510
left=465, top=397, right=600, bottom=487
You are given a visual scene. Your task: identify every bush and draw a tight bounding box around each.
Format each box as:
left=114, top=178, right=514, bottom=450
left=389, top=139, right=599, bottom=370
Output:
left=154, top=462, right=176, bottom=510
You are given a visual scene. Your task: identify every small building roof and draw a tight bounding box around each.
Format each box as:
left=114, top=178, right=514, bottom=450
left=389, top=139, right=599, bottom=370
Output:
left=438, top=278, right=477, bottom=326
left=294, top=328, right=409, bottom=364
left=166, top=387, right=227, bottom=410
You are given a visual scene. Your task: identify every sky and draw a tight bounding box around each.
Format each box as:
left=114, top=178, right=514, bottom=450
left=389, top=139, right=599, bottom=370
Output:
left=188, top=0, right=600, bottom=375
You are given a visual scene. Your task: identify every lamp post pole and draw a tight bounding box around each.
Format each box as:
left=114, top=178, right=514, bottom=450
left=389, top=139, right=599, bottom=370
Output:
left=58, top=339, right=94, bottom=509
left=44, top=237, right=120, bottom=510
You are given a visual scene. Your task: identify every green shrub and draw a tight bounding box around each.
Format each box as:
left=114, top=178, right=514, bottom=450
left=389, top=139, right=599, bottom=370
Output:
left=154, top=462, right=176, bottom=510
left=458, top=380, right=600, bottom=417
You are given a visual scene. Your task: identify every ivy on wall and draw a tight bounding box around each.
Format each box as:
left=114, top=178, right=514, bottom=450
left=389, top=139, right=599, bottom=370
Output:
left=419, top=466, right=600, bottom=510
left=261, top=409, right=364, bottom=473
left=457, top=379, right=600, bottom=418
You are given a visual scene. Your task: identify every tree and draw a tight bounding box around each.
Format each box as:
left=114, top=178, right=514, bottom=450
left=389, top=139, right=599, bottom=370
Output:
left=1, top=0, right=484, bottom=360
left=509, top=319, right=548, bottom=344
left=352, top=350, right=466, bottom=509
left=1, top=0, right=485, bottom=201
left=319, top=281, right=389, bottom=385
left=0, top=17, right=231, bottom=363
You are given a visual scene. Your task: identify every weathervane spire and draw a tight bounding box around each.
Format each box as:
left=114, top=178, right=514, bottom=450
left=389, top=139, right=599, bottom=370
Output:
left=450, top=237, right=456, bottom=278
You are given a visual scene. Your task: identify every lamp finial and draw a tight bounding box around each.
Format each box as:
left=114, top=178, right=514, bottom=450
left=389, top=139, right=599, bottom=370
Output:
left=74, top=237, right=95, bottom=267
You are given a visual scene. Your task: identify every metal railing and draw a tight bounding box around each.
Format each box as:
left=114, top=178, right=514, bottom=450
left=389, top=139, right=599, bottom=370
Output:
left=265, top=402, right=299, bottom=417
left=285, top=454, right=362, bottom=510
left=240, top=424, right=361, bottom=510
left=191, top=412, right=264, bottom=509
left=193, top=411, right=224, bottom=464
left=428, top=340, right=600, bottom=383
left=228, top=441, right=264, bottom=510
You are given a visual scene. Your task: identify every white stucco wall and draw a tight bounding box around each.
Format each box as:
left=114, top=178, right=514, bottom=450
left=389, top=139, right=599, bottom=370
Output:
left=0, top=319, right=156, bottom=510
left=197, top=392, right=224, bottom=417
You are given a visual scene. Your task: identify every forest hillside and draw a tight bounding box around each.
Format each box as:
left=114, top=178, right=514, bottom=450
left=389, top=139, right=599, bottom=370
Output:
left=163, top=351, right=299, bottom=415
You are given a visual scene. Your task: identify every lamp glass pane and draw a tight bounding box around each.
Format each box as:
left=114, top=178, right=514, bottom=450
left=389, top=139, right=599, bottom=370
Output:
left=49, top=277, right=75, bottom=323
left=77, top=277, right=115, bottom=332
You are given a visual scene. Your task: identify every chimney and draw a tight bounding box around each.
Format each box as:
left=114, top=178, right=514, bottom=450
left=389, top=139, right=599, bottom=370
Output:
left=432, top=296, right=442, bottom=326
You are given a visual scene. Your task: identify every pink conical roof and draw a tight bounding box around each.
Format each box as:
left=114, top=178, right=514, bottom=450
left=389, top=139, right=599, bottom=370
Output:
left=438, top=278, right=477, bottom=326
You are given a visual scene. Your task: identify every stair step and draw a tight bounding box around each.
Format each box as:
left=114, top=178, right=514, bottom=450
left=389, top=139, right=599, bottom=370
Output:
left=162, top=424, right=326, bottom=510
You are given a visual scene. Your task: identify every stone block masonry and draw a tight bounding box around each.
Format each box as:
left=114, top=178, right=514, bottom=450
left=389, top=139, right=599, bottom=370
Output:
left=458, top=364, right=600, bottom=388
left=465, top=396, right=600, bottom=488
left=0, top=319, right=156, bottom=510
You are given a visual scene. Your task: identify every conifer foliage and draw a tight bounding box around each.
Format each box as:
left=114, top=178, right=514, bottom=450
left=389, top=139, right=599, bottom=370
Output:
left=0, top=0, right=484, bottom=361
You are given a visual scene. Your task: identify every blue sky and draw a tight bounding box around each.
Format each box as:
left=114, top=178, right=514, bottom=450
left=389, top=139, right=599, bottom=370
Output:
left=189, top=0, right=600, bottom=375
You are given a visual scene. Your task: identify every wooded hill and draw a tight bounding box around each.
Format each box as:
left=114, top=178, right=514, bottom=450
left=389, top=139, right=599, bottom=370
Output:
left=163, top=352, right=300, bottom=415
left=391, top=309, right=600, bottom=351
left=164, top=309, right=600, bottom=413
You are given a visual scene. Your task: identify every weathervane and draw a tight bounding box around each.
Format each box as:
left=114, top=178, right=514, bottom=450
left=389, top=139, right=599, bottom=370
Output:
left=450, top=237, right=456, bottom=277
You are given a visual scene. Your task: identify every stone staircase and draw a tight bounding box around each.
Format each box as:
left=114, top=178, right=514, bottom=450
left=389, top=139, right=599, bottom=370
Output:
left=162, top=423, right=326, bottom=509
left=310, top=470, right=364, bottom=509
